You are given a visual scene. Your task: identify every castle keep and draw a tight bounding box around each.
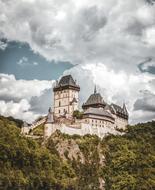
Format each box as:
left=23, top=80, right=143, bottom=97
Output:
left=22, top=75, right=129, bottom=138
left=53, top=75, right=80, bottom=118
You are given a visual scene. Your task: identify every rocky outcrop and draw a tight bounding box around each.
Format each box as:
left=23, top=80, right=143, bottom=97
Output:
left=46, top=131, right=106, bottom=189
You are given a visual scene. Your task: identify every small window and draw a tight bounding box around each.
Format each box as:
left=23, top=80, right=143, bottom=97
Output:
left=59, top=101, right=61, bottom=106
left=59, top=110, right=60, bottom=113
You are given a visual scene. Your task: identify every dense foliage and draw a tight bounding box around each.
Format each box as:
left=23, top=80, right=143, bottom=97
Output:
left=32, top=124, right=44, bottom=136
left=0, top=116, right=76, bottom=189
left=46, top=132, right=105, bottom=190
left=104, top=121, right=155, bottom=190
left=73, top=110, right=83, bottom=119
left=0, top=115, right=155, bottom=189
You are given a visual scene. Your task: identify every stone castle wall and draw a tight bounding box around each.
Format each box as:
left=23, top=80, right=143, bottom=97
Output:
left=44, top=122, right=121, bottom=139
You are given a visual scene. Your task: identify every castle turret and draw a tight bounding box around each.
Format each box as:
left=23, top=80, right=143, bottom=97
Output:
left=53, top=75, right=80, bottom=118
left=44, top=107, right=54, bottom=139
left=82, top=86, right=106, bottom=110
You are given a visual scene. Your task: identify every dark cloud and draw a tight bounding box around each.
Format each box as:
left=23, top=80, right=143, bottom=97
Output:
left=134, top=91, right=155, bottom=112
left=126, top=19, right=146, bottom=36
left=145, top=0, right=155, bottom=5
left=30, top=88, right=53, bottom=114
left=138, top=57, right=155, bottom=74
left=76, top=6, right=107, bottom=41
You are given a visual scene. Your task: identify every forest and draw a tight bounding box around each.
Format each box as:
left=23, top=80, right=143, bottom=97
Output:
left=0, top=115, right=154, bottom=190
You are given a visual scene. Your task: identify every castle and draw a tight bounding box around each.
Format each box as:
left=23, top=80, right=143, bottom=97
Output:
left=22, top=75, right=128, bottom=138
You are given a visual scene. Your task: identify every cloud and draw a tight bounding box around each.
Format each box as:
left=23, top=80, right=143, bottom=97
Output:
left=134, top=90, right=155, bottom=112
left=0, top=40, right=7, bottom=50
left=0, top=0, right=155, bottom=123
left=0, top=0, right=154, bottom=64
left=30, top=88, right=53, bottom=114
left=33, top=61, right=38, bottom=66
left=146, top=0, right=155, bottom=5
left=138, top=57, right=155, bottom=74
left=17, top=56, right=39, bottom=66
left=64, top=63, right=155, bottom=123
left=0, top=99, right=39, bottom=123
left=0, top=73, right=54, bottom=122
left=144, top=26, right=155, bottom=46
left=17, top=56, right=29, bottom=66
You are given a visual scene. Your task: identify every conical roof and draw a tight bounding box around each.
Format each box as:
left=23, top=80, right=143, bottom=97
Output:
left=82, top=87, right=106, bottom=109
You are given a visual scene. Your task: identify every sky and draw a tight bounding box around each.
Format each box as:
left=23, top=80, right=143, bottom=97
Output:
left=0, top=0, right=155, bottom=123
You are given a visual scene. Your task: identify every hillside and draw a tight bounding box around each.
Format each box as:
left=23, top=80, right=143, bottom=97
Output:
left=0, top=115, right=155, bottom=190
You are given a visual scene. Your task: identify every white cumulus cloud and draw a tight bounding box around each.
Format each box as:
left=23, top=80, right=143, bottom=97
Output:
left=0, top=73, right=54, bottom=122
left=64, top=63, right=155, bottom=124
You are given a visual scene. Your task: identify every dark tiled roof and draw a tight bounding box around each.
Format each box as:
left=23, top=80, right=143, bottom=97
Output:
left=83, top=107, right=114, bottom=119
left=59, top=75, right=76, bottom=86
left=82, top=92, right=106, bottom=109
left=111, top=103, right=128, bottom=118
left=54, top=75, right=80, bottom=91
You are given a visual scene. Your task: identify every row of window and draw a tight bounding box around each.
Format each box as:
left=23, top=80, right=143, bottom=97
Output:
left=55, top=90, right=76, bottom=94
left=91, top=119, right=109, bottom=124
left=58, top=106, right=74, bottom=114
left=58, top=109, right=67, bottom=114
left=84, top=119, right=112, bottom=126
left=92, top=124, right=106, bottom=127
left=55, top=93, right=76, bottom=98
left=58, top=100, right=69, bottom=106
left=55, top=90, right=68, bottom=94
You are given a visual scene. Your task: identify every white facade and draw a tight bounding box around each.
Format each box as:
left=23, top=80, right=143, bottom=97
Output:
left=82, top=116, right=114, bottom=129
left=112, top=114, right=128, bottom=130
left=54, top=89, right=79, bottom=118
left=44, top=122, right=121, bottom=139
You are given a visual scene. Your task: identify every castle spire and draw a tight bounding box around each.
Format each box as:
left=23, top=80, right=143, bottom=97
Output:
left=94, top=85, right=97, bottom=94
left=123, top=102, right=128, bottom=116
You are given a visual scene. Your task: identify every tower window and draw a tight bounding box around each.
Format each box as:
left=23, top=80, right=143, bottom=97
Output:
left=59, top=110, right=60, bottom=113
left=59, top=101, right=61, bottom=106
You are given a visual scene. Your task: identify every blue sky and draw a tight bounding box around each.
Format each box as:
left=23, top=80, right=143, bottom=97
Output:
left=0, top=40, right=72, bottom=80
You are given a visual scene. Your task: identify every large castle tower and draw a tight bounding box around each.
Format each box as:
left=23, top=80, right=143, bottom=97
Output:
left=53, top=75, right=80, bottom=118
